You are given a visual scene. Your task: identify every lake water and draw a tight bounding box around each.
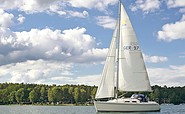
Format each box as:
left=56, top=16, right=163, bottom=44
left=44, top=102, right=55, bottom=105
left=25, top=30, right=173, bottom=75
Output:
left=0, top=104, right=184, bottom=114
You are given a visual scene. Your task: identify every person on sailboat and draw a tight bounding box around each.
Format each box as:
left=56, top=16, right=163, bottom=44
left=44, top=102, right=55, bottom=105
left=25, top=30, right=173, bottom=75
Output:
left=131, top=94, right=148, bottom=102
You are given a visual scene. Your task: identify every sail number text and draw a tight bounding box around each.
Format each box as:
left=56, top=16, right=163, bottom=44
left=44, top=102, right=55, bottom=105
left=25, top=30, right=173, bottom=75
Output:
left=123, top=45, right=140, bottom=51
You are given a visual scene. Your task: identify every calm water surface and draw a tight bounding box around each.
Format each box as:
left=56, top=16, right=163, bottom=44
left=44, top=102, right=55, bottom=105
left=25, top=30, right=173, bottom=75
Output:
left=0, top=104, right=184, bottom=114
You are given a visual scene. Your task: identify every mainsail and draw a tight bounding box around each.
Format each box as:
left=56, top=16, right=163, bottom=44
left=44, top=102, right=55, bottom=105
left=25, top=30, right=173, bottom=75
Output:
left=118, top=4, right=152, bottom=92
left=95, top=2, right=152, bottom=99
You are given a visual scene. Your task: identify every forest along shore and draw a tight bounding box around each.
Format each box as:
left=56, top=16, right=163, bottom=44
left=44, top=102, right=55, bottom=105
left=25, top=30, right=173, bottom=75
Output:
left=0, top=83, right=184, bottom=105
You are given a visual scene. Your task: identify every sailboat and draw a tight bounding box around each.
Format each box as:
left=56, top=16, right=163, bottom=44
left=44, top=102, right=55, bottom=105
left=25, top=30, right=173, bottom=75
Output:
left=94, top=0, right=160, bottom=112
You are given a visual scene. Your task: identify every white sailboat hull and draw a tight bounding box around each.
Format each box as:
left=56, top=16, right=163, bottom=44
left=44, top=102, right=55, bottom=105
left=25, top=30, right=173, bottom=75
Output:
left=94, top=99, right=160, bottom=112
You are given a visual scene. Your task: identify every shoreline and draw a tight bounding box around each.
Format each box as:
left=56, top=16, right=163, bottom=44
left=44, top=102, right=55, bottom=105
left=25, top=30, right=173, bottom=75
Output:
left=0, top=103, right=94, bottom=106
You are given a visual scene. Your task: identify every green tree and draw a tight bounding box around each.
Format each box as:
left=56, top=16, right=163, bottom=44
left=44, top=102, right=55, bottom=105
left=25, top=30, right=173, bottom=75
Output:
left=0, top=89, right=9, bottom=104
left=80, top=88, right=87, bottom=103
left=40, top=86, right=48, bottom=103
left=29, top=89, right=39, bottom=103
left=91, top=87, right=97, bottom=99
left=48, top=87, right=62, bottom=103
left=74, top=87, right=80, bottom=103
left=8, top=91, right=17, bottom=104
left=69, top=86, right=74, bottom=103
left=153, top=87, right=161, bottom=103
left=48, top=88, right=53, bottom=103
left=15, top=88, right=25, bottom=103
left=62, top=87, right=69, bottom=103
left=24, top=88, right=30, bottom=102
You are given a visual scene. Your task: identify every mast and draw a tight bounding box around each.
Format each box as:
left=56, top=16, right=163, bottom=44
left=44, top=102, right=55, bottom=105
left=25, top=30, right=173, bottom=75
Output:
left=115, top=0, right=121, bottom=99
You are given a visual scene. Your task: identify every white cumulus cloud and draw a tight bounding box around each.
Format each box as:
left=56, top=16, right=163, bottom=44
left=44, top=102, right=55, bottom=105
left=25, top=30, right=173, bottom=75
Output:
left=0, top=59, right=73, bottom=84
left=19, top=0, right=60, bottom=14
left=148, top=65, right=185, bottom=87
left=0, top=9, right=14, bottom=28
left=51, top=75, right=100, bottom=86
left=130, top=0, right=161, bottom=14
left=78, top=48, right=108, bottom=63
left=166, top=0, right=185, bottom=8
left=0, top=0, right=117, bottom=17
left=96, top=16, right=116, bottom=29
left=157, top=14, right=185, bottom=41
left=0, top=0, right=22, bottom=10
left=143, top=54, right=168, bottom=63
left=0, top=27, right=109, bottom=65
left=67, top=10, right=89, bottom=18
left=68, top=0, right=118, bottom=11
left=17, top=14, right=25, bottom=24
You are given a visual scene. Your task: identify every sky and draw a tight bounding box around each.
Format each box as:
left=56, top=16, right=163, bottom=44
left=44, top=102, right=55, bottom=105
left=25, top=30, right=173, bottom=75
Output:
left=0, top=0, right=185, bottom=87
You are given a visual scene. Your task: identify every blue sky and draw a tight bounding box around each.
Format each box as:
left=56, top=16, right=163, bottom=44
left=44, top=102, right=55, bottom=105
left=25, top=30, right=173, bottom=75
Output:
left=0, top=0, right=185, bottom=87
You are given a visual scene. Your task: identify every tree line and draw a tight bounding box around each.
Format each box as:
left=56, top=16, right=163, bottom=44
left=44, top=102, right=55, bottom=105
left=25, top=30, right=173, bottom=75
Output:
left=0, top=83, right=185, bottom=105
left=0, top=83, right=97, bottom=105
left=149, top=85, right=185, bottom=105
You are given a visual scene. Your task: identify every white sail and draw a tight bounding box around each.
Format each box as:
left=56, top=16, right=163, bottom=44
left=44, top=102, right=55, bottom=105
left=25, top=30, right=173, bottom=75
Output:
left=118, top=4, right=152, bottom=92
left=95, top=24, right=118, bottom=99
